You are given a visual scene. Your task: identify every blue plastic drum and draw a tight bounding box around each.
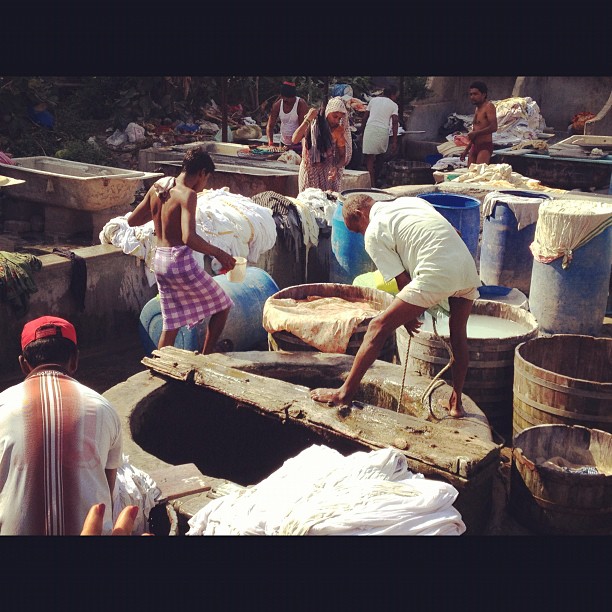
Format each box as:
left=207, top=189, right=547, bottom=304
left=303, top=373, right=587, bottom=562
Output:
left=480, top=190, right=552, bottom=294
left=139, top=266, right=280, bottom=354
left=418, top=192, right=481, bottom=260
left=330, top=189, right=396, bottom=284
left=529, top=221, right=612, bottom=336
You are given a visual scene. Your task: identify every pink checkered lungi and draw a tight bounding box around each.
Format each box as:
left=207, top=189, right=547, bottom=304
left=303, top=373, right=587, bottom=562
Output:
left=154, top=245, right=234, bottom=331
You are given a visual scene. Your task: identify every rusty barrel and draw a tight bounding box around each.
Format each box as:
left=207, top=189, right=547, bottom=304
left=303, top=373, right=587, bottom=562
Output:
left=397, top=300, right=538, bottom=441
left=264, top=283, right=396, bottom=362
left=510, top=424, right=612, bottom=535
left=513, top=335, right=612, bottom=437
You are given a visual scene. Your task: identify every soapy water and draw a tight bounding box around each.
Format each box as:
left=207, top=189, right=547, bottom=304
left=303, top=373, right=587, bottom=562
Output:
left=419, top=312, right=531, bottom=339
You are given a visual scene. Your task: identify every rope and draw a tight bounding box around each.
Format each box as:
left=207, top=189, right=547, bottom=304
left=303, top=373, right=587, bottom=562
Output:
left=396, top=314, right=455, bottom=420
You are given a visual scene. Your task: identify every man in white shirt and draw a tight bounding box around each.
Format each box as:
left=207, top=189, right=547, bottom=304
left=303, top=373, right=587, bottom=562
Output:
left=311, top=194, right=481, bottom=418
left=361, top=85, right=400, bottom=187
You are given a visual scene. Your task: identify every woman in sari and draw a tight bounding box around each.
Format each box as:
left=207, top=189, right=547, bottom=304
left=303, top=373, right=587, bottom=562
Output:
left=292, top=96, right=352, bottom=192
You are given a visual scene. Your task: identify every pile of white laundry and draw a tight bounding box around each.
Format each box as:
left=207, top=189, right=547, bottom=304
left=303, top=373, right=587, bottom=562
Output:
left=186, top=445, right=466, bottom=536
left=99, top=186, right=278, bottom=282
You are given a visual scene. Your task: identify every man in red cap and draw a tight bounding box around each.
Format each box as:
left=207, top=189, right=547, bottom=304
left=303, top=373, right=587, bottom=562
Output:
left=0, top=315, right=123, bottom=535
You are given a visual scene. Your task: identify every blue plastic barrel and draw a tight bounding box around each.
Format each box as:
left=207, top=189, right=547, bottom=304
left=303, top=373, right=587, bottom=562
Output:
left=139, top=266, right=280, bottom=354
left=418, top=192, right=481, bottom=259
left=330, top=189, right=396, bottom=284
left=529, top=225, right=612, bottom=336
left=480, top=190, right=552, bottom=294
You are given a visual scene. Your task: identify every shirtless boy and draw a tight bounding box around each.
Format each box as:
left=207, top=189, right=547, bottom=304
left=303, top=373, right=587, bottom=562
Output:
left=460, top=81, right=498, bottom=166
left=128, top=147, right=236, bottom=353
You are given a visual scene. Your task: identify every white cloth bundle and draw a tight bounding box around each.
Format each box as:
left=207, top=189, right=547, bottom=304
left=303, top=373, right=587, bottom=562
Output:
left=530, top=199, right=612, bottom=267
left=112, top=455, right=161, bottom=536
left=187, top=445, right=465, bottom=536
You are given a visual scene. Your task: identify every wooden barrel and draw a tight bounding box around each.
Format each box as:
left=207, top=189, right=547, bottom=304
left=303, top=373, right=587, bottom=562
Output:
left=397, top=300, right=538, bottom=441
left=510, top=424, right=612, bottom=534
left=265, top=283, right=396, bottom=362
left=513, top=335, right=612, bottom=437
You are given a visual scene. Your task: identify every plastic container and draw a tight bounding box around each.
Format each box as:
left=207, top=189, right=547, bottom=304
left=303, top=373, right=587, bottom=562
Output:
left=330, top=189, right=396, bottom=284
left=352, top=269, right=398, bottom=295
left=480, top=190, right=551, bottom=294
left=139, top=266, right=279, bottom=354
left=529, top=223, right=612, bottom=336
left=417, top=192, right=480, bottom=259
left=227, top=257, right=247, bottom=283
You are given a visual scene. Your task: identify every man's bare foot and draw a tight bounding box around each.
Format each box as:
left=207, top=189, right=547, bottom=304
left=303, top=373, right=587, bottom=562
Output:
left=310, top=388, right=350, bottom=407
left=438, top=391, right=466, bottom=418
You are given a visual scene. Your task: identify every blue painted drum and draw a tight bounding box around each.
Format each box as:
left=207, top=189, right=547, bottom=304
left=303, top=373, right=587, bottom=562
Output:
left=480, top=191, right=552, bottom=295
left=329, top=188, right=396, bottom=284
left=530, top=225, right=612, bottom=336
left=418, top=192, right=481, bottom=260
left=139, top=266, right=280, bottom=354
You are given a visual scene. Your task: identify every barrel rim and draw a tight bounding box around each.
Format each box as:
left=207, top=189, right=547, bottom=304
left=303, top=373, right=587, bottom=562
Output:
left=515, top=334, right=612, bottom=389
left=404, top=299, right=539, bottom=343
left=513, top=423, right=612, bottom=481
left=418, top=191, right=481, bottom=209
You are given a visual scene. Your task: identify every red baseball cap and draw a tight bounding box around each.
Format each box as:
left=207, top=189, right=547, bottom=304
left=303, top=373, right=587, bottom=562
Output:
left=21, top=316, right=78, bottom=350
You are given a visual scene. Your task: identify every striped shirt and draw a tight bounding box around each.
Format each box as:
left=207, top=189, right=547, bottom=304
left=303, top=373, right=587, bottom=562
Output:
left=0, top=367, right=122, bottom=535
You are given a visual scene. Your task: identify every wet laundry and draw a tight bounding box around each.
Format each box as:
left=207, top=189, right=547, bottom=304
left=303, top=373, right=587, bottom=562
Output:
left=0, top=251, right=42, bottom=317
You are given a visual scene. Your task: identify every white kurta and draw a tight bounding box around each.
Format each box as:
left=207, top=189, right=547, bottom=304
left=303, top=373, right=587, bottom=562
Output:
left=365, top=197, right=481, bottom=301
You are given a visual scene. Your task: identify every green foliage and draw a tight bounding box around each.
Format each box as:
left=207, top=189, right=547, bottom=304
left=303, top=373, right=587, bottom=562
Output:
left=55, top=140, right=113, bottom=165
left=0, top=76, right=432, bottom=162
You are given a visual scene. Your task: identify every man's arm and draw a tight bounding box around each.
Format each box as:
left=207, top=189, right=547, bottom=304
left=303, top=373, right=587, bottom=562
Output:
left=297, top=98, right=309, bottom=124
left=390, top=114, right=399, bottom=153
left=127, top=188, right=154, bottom=227
left=361, top=110, right=370, bottom=132
left=105, top=468, right=117, bottom=505
left=266, top=100, right=281, bottom=146
left=292, top=108, right=317, bottom=144
left=180, top=192, right=236, bottom=270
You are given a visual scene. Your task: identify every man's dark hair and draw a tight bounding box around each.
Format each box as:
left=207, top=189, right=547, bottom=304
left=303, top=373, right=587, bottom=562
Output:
left=470, top=81, right=488, bottom=95
left=22, top=336, right=77, bottom=368
left=383, top=84, right=399, bottom=98
left=182, top=147, right=215, bottom=175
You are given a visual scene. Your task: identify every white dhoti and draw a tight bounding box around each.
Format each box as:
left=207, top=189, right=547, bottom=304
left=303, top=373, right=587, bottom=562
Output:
left=362, top=125, right=390, bottom=155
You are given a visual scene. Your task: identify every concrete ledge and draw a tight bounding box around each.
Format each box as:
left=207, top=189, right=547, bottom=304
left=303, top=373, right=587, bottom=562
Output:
left=0, top=244, right=157, bottom=371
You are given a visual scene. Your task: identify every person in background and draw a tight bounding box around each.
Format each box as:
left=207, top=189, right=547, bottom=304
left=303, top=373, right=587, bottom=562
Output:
left=310, top=194, right=481, bottom=419
left=266, top=81, right=309, bottom=154
left=460, top=81, right=498, bottom=166
left=0, top=316, right=123, bottom=535
left=128, top=147, right=236, bottom=353
left=292, top=96, right=352, bottom=193
left=361, top=84, right=400, bottom=187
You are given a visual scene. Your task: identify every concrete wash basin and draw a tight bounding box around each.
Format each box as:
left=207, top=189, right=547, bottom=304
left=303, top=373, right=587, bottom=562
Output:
left=0, top=156, right=162, bottom=211
left=104, top=348, right=500, bottom=534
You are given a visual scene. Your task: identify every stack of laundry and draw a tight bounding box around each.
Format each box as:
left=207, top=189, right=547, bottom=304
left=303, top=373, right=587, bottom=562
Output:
left=187, top=445, right=466, bottom=536
left=99, top=186, right=278, bottom=282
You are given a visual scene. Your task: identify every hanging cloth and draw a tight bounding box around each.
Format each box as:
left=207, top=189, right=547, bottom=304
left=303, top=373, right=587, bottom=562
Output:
left=52, top=248, right=88, bottom=312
